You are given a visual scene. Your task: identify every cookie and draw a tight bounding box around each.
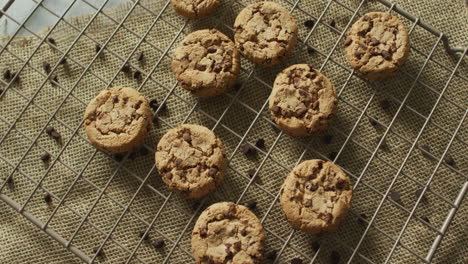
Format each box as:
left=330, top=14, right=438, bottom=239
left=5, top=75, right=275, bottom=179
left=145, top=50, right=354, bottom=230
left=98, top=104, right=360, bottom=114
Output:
left=192, top=202, right=265, bottom=264
left=170, top=0, right=220, bottom=19
left=234, top=1, right=298, bottom=66
left=155, top=124, right=227, bottom=198
left=84, top=87, right=152, bottom=153
left=269, top=64, right=337, bottom=136
left=172, top=29, right=240, bottom=98
left=344, top=12, right=410, bottom=80
left=279, top=159, right=352, bottom=234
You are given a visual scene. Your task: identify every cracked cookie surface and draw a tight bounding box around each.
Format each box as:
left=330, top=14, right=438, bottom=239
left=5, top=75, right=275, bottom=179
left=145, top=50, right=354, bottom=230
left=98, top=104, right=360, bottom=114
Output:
left=269, top=64, right=337, bottom=136
left=171, top=0, right=220, bottom=19
left=344, top=12, right=410, bottom=80
left=172, top=29, right=240, bottom=98
left=192, top=202, right=265, bottom=264
left=155, top=124, right=227, bottom=198
left=234, top=1, right=298, bottom=66
left=280, top=159, right=352, bottom=234
left=84, top=87, right=152, bottom=153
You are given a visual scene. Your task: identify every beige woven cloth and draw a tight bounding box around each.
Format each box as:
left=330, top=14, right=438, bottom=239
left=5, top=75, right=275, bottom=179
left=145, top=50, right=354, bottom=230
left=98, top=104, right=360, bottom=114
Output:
left=0, top=0, right=466, bottom=263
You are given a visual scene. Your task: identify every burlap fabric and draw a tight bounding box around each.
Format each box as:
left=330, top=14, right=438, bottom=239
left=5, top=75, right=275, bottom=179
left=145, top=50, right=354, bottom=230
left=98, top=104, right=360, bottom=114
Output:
left=0, top=0, right=466, bottom=263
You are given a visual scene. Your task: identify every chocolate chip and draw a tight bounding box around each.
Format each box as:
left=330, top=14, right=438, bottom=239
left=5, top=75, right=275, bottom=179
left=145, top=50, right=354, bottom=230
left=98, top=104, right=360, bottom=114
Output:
left=5, top=176, right=13, bottom=185
left=368, top=117, right=378, bottom=128
left=197, top=64, right=207, bottom=71
left=50, top=130, right=61, bottom=140
left=390, top=191, right=400, bottom=202
left=0, top=89, right=3, bottom=95
left=242, top=144, right=256, bottom=156
left=328, top=151, right=338, bottom=161
left=182, top=132, right=191, bottom=142
left=133, top=70, right=141, bottom=79
left=377, top=135, right=388, bottom=150
left=121, top=63, right=131, bottom=73
left=357, top=213, right=367, bottom=225
left=47, top=37, right=56, bottom=45
left=207, top=47, right=217, bottom=53
left=369, top=37, right=380, bottom=46
left=322, top=134, right=333, bottom=144
left=307, top=46, right=315, bottom=54
left=381, top=50, right=392, bottom=60
left=166, top=173, right=173, bottom=180
left=295, top=107, right=307, bottom=116
left=3, top=69, right=12, bottom=80
left=44, top=193, right=52, bottom=204
left=137, top=52, right=144, bottom=62
left=255, top=138, right=265, bottom=149
left=354, top=50, right=364, bottom=59
left=93, top=247, right=104, bottom=257
left=247, top=169, right=256, bottom=178
left=40, top=152, right=51, bottom=162
left=304, top=19, right=315, bottom=28
left=10, top=72, right=19, bottom=83
left=213, top=64, right=222, bottom=73
left=51, top=75, right=59, bottom=86
left=42, top=62, right=51, bottom=74
left=95, top=44, right=102, bottom=54
left=291, top=257, right=303, bottom=264
left=329, top=251, right=340, bottom=264
left=59, top=58, right=67, bottom=65
left=443, top=154, right=456, bottom=167
left=240, top=229, right=247, bottom=236
left=208, top=167, right=218, bottom=177
left=325, top=213, right=333, bottom=223
left=266, top=250, right=277, bottom=260
left=233, top=241, right=241, bottom=251
left=379, top=99, right=391, bottom=110
left=199, top=228, right=207, bottom=238
left=329, top=19, right=336, bottom=28
left=421, top=216, right=430, bottom=223
left=153, top=239, right=165, bottom=249
left=149, top=99, right=159, bottom=111
left=138, top=231, right=149, bottom=240
left=245, top=201, right=257, bottom=210
left=113, top=153, right=125, bottom=162
left=344, top=36, right=352, bottom=46
left=271, top=105, right=280, bottom=114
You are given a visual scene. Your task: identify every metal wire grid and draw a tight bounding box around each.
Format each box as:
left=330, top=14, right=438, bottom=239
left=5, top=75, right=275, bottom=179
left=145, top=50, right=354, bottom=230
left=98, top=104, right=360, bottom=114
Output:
left=0, top=0, right=466, bottom=263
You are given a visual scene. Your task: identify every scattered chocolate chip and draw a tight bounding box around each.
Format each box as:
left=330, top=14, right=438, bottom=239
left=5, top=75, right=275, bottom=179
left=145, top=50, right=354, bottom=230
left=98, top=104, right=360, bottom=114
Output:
left=0, top=88, right=3, bottom=95
left=51, top=75, right=59, bottom=86
left=390, top=191, right=400, bottom=202
left=415, top=188, right=427, bottom=201
left=419, top=144, right=434, bottom=160
left=47, top=37, right=56, bottom=45
left=304, top=19, right=315, bottom=28
left=357, top=213, right=367, bottom=225
left=137, top=52, right=144, bottom=62
left=133, top=70, right=141, bottom=80
left=322, top=134, right=333, bottom=144
left=245, top=201, right=257, bottom=210
left=149, top=99, right=159, bottom=111
left=59, top=57, right=67, bottom=65
left=329, top=19, right=336, bottom=28
left=121, top=63, right=131, bottom=73
left=307, top=46, right=315, bottom=54
left=153, top=239, right=165, bottom=249
left=40, top=152, right=51, bottom=162
left=183, top=132, right=191, bottom=142
left=10, top=72, right=19, bottom=83
left=329, top=251, right=340, bottom=264
left=113, top=153, right=125, bottom=162
left=5, top=176, right=14, bottom=185
left=93, top=247, right=104, bottom=257
left=50, top=130, right=61, bottom=140
left=266, top=250, right=277, bottom=260
left=368, top=117, right=378, bottom=128
left=139, top=147, right=149, bottom=156
left=344, top=36, right=352, bottom=46
left=377, top=135, right=388, bottom=150
left=255, top=138, right=265, bottom=149
left=311, top=241, right=320, bottom=251
left=247, top=169, right=256, bottom=178
left=3, top=69, right=12, bottom=80
left=42, top=62, right=51, bottom=74
left=379, top=99, right=391, bottom=110
left=328, top=151, right=338, bottom=161
left=95, top=44, right=102, bottom=54
left=443, top=154, right=456, bottom=167
left=291, top=257, right=303, bottom=264
left=421, top=216, right=430, bottom=223
left=43, top=193, right=52, bottom=204
left=381, top=50, right=392, bottom=60
left=138, top=231, right=149, bottom=240
left=242, top=144, right=256, bottom=156
left=208, top=167, right=218, bottom=177
left=45, top=126, right=54, bottom=135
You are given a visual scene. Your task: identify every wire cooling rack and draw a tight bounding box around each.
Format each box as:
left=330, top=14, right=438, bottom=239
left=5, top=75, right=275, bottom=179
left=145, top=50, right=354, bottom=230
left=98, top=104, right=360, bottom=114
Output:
left=0, top=0, right=466, bottom=263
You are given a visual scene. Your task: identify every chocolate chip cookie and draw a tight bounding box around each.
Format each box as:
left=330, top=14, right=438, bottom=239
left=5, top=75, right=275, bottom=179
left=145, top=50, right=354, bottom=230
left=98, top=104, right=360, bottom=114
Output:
left=84, top=87, right=152, bottom=153
left=192, top=202, right=265, bottom=263
left=234, top=1, right=298, bottom=67
left=344, top=12, right=410, bottom=80
left=269, top=64, right=338, bottom=136
left=280, top=159, right=353, bottom=234
left=155, top=124, right=227, bottom=198
left=170, top=0, right=220, bottom=19
left=172, top=29, right=240, bottom=98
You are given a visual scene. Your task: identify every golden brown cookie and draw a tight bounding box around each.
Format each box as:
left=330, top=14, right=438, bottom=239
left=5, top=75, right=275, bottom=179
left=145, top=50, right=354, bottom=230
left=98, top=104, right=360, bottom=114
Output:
left=280, top=159, right=353, bottom=234
left=155, top=124, right=227, bottom=198
left=344, top=12, right=410, bottom=80
left=84, top=87, right=152, bottom=153
left=192, top=202, right=265, bottom=264
left=170, top=0, right=220, bottom=19
left=172, top=29, right=240, bottom=98
left=234, top=1, right=298, bottom=67
left=269, top=64, right=337, bottom=136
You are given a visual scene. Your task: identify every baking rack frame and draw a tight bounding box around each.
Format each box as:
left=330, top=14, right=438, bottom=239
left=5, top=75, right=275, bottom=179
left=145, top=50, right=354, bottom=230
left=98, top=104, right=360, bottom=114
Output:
left=0, top=0, right=466, bottom=263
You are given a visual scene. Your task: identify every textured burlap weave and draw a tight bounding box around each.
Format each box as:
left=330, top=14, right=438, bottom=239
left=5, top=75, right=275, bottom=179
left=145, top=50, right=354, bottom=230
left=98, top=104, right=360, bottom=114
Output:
left=0, top=0, right=466, bottom=263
